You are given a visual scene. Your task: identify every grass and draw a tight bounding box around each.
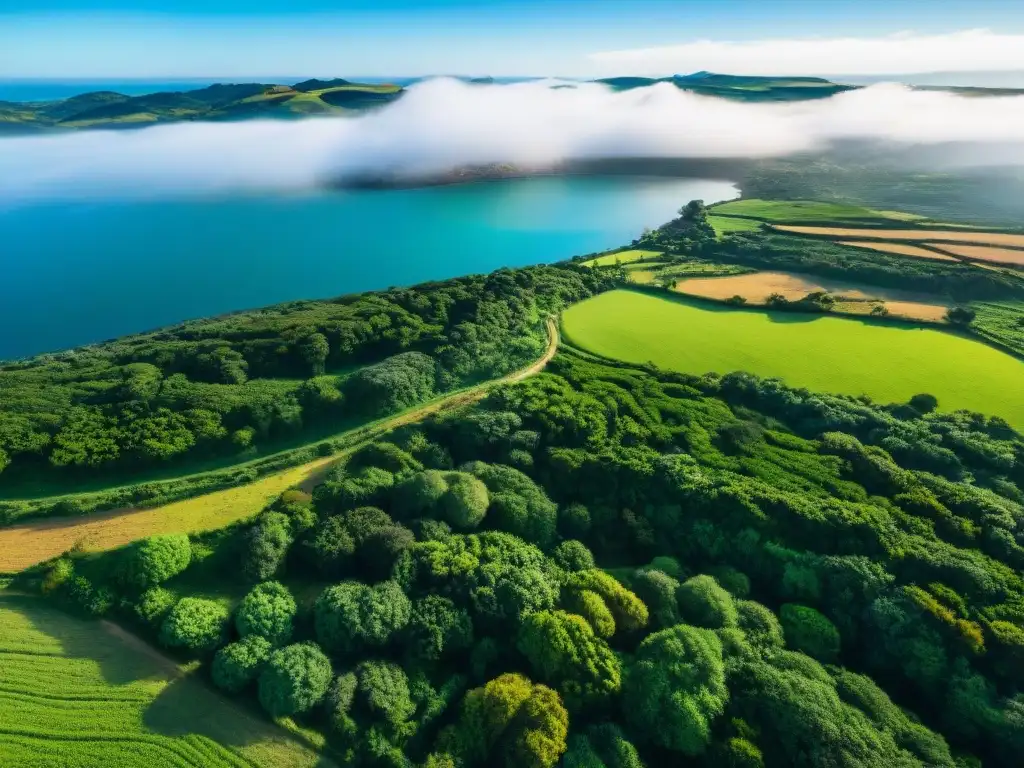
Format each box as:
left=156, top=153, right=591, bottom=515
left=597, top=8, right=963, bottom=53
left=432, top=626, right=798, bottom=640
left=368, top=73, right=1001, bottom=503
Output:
left=583, top=249, right=662, bottom=267
left=971, top=300, right=1024, bottom=357
left=0, top=457, right=335, bottom=573
left=0, top=593, right=325, bottom=767
left=561, top=290, right=1024, bottom=430
left=708, top=199, right=929, bottom=223
left=708, top=215, right=763, bottom=236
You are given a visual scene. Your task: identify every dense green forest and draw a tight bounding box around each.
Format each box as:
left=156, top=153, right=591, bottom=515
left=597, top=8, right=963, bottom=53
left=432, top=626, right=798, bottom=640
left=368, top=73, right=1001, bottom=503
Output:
left=0, top=266, right=610, bottom=490
left=28, top=348, right=1024, bottom=767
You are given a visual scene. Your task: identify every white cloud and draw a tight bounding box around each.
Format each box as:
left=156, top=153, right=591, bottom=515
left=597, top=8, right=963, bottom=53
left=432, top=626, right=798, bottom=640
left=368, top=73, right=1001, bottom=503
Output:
left=588, top=29, right=1024, bottom=77
left=4, top=77, right=1024, bottom=202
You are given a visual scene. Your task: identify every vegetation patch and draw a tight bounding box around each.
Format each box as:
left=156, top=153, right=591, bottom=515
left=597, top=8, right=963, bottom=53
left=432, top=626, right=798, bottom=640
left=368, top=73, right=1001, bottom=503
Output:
left=708, top=215, right=763, bottom=236
left=0, top=593, right=325, bottom=767
left=709, top=199, right=929, bottom=223
left=21, top=349, right=1024, bottom=767
left=561, top=290, right=1024, bottom=429
left=582, top=249, right=662, bottom=267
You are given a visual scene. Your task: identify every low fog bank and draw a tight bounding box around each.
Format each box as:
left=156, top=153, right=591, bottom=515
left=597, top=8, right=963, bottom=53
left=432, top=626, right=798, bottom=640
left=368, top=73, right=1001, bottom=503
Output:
left=4, top=78, right=1024, bottom=201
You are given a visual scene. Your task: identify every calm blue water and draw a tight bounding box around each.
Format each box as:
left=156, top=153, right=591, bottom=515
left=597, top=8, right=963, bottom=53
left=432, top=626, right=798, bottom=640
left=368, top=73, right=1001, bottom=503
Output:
left=0, top=177, right=736, bottom=360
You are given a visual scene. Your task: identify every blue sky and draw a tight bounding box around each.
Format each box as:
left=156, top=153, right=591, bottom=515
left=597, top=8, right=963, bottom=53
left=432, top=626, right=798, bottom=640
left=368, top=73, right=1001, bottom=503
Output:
left=3, top=0, right=1024, bottom=78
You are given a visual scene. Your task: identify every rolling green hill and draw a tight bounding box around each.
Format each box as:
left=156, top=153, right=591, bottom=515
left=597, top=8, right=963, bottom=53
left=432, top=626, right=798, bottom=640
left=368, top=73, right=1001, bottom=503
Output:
left=0, top=80, right=405, bottom=133
left=597, top=71, right=859, bottom=101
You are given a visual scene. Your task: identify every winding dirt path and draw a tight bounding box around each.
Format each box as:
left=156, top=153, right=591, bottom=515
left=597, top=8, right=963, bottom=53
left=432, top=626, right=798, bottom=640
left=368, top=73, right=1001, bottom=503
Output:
left=0, top=318, right=559, bottom=571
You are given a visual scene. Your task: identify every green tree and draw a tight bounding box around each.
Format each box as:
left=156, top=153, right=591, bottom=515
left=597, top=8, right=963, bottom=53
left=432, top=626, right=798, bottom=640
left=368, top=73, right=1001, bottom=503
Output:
left=677, top=574, right=738, bottom=629
left=632, top=569, right=681, bottom=629
left=159, top=597, right=229, bottom=653
left=212, top=635, right=272, bottom=693
left=258, top=642, right=333, bottom=718
left=243, top=512, right=293, bottom=582
left=315, top=580, right=411, bottom=655
left=393, top=469, right=450, bottom=518
left=236, top=581, right=297, bottom=646
left=623, top=624, right=728, bottom=756
left=780, top=604, right=841, bottom=662
left=122, top=534, right=192, bottom=588
left=134, top=586, right=177, bottom=627
left=736, top=600, right=785, bottom=651
left=563, top=589, right=616, bottom=639
left=406, top=595, right=473, bottom=661
left=439, top=472, right=490, bottom=529
left=516, top=610, right=622, bottom=711
left=552, top=540, right=595, bottom=572
left=440, top=672, right=568, bottom=768
left=298, top=332, right=330, bottom=376
left=567, top=570, right=648, bottom=636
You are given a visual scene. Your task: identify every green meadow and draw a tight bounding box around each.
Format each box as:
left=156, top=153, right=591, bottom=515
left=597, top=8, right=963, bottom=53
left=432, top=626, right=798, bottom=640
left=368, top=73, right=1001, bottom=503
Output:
left=708, top=214, right=763, bottom=236
left=583, top=249, right=662, bottom=267
left=709, top=199, right=928, bottom=223
left=0, top=593, right=325, bottom=767
left=561, top=290, right=1024, bottom=429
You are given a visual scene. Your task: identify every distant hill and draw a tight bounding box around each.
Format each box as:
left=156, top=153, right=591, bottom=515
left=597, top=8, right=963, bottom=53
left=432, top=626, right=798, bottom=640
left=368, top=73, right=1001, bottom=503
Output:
left=596, top=71, right=858, bottom=101
left=0, top=79, right=405, bottom=133
left=3, top=72, right=1020, bottom=135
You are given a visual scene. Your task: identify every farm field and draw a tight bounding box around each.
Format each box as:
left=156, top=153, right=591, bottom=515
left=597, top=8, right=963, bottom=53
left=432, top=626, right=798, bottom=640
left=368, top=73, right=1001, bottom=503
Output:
left=771, top=225, right=1024, bottom=248
left=0, top=593, right=324, bottom=767
left=927, top=243, right=1024, bottom=267
left=0, top=457, right=335, bottom=573
left=561, top=290, right=1024, bottom=429
left=583, top=249, right=662, bottom=267
left=708, top=214, right=762, bottom=236
left=709, top=199, right=929, bottom=223
left=837, top=240, right=959, bottom=261
left=671, top=270, right=949, bottom=320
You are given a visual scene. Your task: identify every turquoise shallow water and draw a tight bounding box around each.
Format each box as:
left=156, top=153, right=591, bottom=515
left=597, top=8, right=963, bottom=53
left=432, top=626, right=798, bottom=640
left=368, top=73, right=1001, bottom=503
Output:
left=0, top=176, right=735, bottom=360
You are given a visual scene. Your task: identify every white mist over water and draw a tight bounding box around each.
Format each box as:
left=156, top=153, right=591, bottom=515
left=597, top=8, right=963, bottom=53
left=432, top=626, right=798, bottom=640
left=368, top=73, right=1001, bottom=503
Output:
left=4, top=78, right=1024, bottom=201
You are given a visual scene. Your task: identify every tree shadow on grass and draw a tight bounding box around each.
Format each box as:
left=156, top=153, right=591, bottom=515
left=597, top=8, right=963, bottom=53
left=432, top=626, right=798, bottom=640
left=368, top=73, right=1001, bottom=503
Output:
left=3, top=594, right=336, bottom=766
left=144, top=671, right=338, bottom=766
left=4, top=592, right=162, bottom=686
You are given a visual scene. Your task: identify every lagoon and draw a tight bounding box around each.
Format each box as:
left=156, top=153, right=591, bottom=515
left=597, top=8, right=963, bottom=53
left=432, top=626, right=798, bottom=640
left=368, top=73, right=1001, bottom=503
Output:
left=0, top=176, right=735, bottom=360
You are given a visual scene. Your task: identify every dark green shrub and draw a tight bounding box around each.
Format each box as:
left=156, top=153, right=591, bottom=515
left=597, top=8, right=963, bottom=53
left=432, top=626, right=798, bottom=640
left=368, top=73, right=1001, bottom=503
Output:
left=439, top=472, right=489, bottom=529
left=159, top=597, right=229, bottom=652
left=406, top=595, right=473, bottom=661
left=258, top=642, right=333, bottom=718
left=677, top=575, right=738, bottom=629
left=243, top=512, right=292, bottom=582
left=552, top=540, right=595, bottom=572
left=236, top=581, right=297, bottom=646
left=212, top=635, right=273, bottom=693
left=135, top=586, right=177, bottom=626
left=315, top=580, right=411, bottom=655
left=780, top=604, right=841, bottom=662
left=122, top=534, right=192, bottom=588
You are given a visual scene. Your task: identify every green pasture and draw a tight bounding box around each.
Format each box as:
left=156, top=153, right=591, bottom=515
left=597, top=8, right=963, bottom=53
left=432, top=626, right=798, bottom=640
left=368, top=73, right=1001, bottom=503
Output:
left=583, top=249, right=662, bottom=267
left=561, top=290, right=1024, bottom=429
left=709, top=199, right=928, bottom=224
left=0, top=593, right=324, bottom=767
left=708, top=215, right=763, bottom=236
